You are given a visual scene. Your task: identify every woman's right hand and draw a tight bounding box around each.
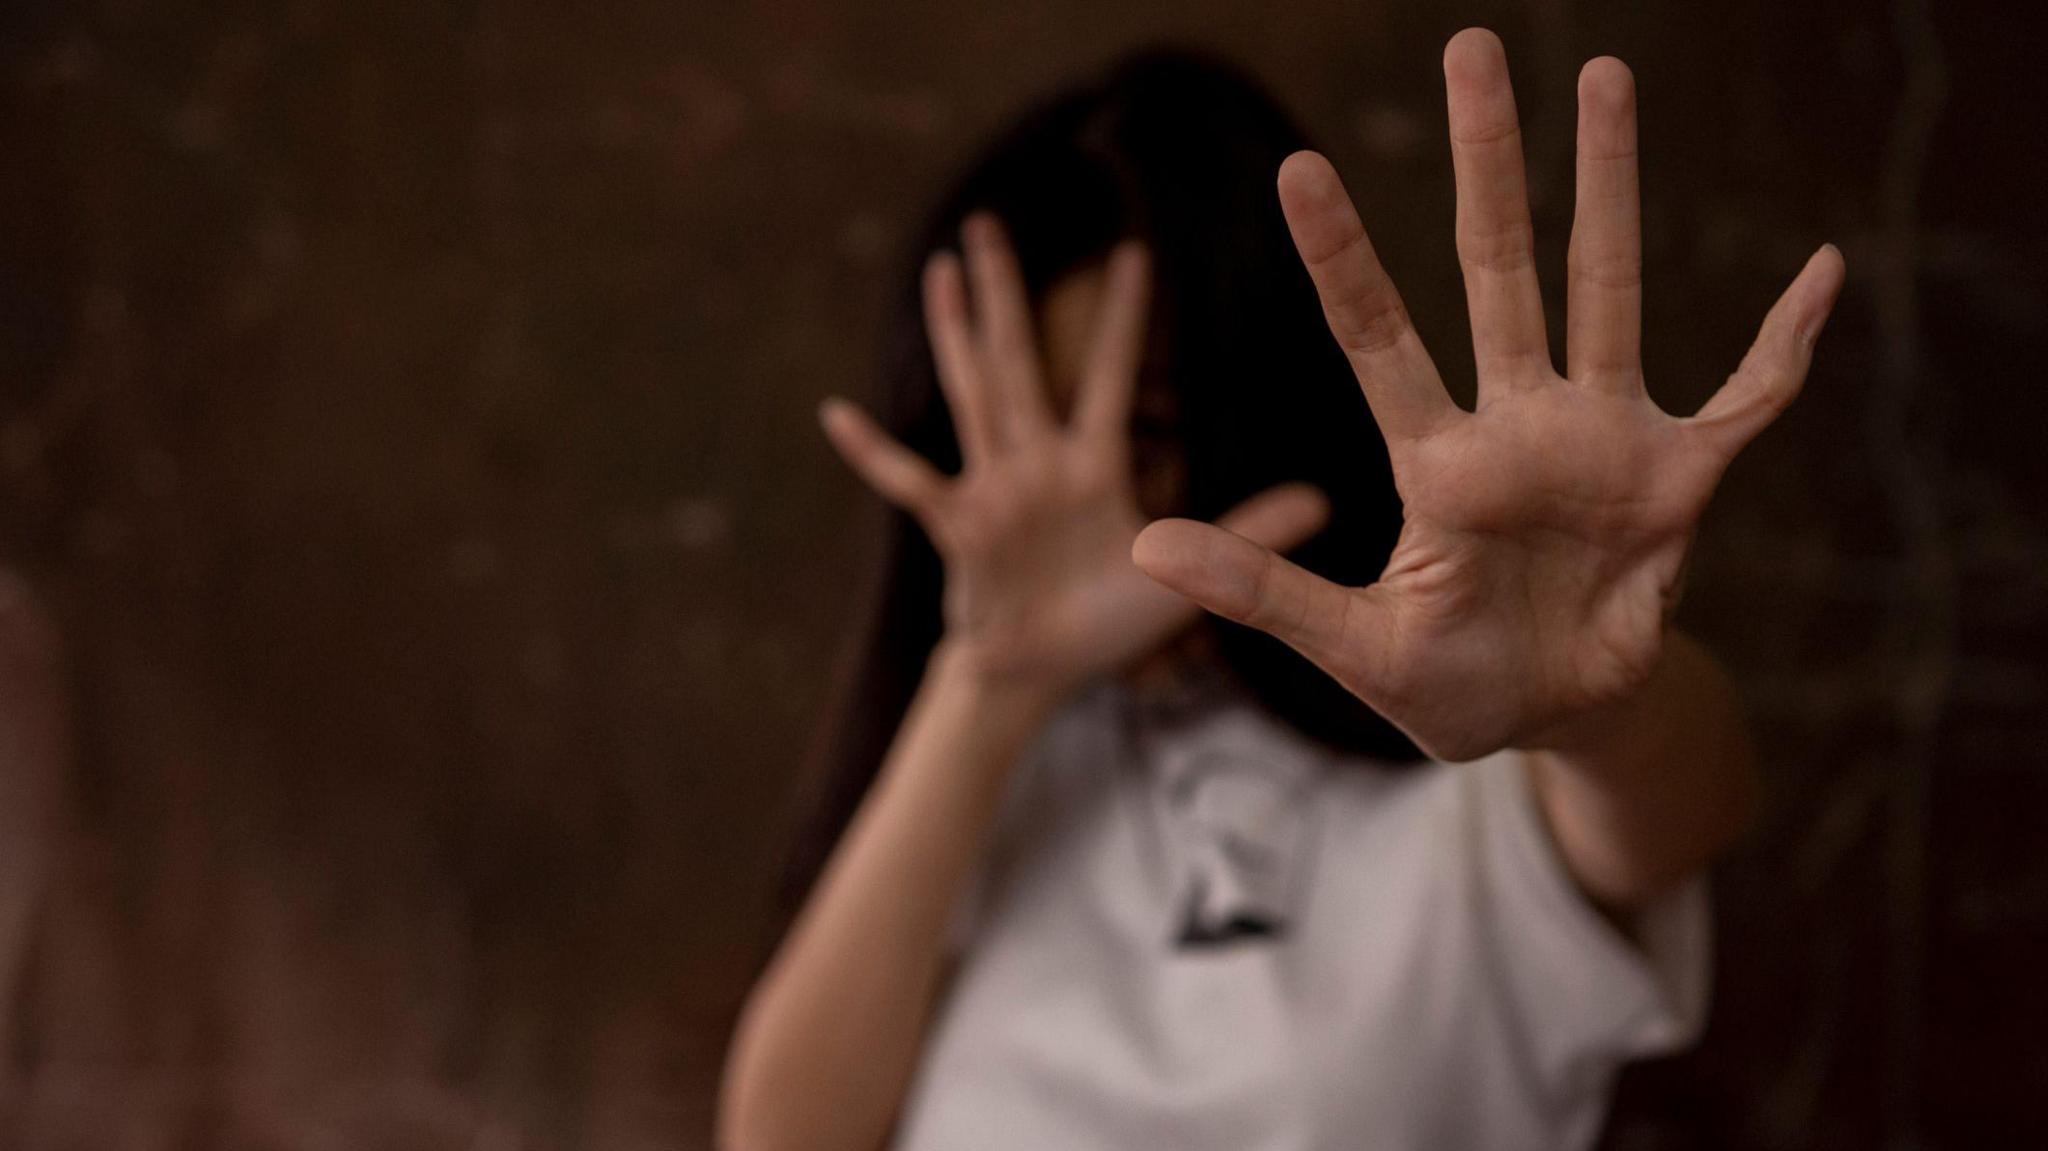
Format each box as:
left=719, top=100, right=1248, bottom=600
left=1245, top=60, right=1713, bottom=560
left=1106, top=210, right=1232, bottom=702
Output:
left=821, top=215, right=1328, bottom=701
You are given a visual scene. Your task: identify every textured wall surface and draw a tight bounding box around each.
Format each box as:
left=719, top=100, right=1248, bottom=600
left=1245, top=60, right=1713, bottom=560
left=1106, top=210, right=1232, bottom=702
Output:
left=1, top=0, right=2043, bottom=1146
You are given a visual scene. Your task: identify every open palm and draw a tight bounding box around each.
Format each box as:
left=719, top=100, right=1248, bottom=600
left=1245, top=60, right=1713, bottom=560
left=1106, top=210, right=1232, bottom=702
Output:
left=824, top=217, right=1327, bottom=695
left=1134, top=30, right=1844, bottom=761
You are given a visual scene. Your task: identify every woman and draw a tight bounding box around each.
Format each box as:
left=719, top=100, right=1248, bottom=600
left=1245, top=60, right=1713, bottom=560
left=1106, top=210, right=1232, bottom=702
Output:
left=722, top=30, right=1842, bottom=1151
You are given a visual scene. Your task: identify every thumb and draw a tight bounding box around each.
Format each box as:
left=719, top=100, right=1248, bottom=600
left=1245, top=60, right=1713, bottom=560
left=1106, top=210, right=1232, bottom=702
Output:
left=1131, top=483, right=1363, bottom=668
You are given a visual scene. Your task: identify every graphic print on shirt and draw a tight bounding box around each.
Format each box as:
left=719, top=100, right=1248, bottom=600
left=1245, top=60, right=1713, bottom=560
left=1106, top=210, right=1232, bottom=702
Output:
left=1146, top=712, right=1326, bottom=949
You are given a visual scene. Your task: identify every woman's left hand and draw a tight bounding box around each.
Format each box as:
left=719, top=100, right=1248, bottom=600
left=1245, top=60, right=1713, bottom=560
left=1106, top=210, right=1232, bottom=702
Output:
left=1133, top=30, right=1844, bottom=762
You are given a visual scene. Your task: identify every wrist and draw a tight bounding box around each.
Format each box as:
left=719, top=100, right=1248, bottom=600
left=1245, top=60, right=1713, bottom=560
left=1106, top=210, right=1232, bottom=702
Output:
left=1520, top=645, right=1673, bottom=762
left=926, top=637, right=1072, bottom=724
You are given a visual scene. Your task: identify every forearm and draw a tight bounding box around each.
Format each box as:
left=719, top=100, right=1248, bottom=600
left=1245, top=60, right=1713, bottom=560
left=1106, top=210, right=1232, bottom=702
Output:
left=718, top=643, right=1060, bottom=1151
left=1524, top=631, right=1759, bottom=911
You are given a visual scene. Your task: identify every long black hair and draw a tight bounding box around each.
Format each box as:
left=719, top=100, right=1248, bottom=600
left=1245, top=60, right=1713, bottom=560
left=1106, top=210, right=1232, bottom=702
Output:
left=779, top=48, right=1420, bottom=918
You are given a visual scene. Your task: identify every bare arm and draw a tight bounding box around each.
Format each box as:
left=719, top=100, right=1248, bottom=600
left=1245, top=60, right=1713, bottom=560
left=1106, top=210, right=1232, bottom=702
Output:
left=718, top=644, right=1055, bottom=1151
left=1525, top=631, right=1758, bottom=908
left=1133, top=31, right=1841, bottom=911
left=717, top=221, right=1325, bottom=1151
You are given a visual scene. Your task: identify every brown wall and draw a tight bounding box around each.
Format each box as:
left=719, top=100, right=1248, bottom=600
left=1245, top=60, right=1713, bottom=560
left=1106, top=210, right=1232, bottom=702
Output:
left=1, top=0, right=2044, bottom=1146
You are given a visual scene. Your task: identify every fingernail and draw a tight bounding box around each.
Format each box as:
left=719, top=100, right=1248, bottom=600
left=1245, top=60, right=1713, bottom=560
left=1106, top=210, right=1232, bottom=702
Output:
left=1797, top=246, right=1845, bottom=351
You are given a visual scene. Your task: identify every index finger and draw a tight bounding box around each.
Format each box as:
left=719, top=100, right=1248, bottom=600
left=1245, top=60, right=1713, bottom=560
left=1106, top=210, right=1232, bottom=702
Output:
left=1277, top=151, right=1456, bottom=442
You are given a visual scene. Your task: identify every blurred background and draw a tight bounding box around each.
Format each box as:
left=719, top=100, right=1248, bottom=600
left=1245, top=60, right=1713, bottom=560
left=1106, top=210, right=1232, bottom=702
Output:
left=1, top=0, right=2044, bottom=1146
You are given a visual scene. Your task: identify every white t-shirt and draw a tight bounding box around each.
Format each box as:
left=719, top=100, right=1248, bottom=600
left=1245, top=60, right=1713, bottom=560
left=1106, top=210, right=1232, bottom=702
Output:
left=892, top=678, right=1710, bottom=1151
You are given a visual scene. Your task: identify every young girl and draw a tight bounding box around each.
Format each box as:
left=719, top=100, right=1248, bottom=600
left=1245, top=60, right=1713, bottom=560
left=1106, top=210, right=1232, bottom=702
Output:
left=722, top=30, right=1842, bottom=1151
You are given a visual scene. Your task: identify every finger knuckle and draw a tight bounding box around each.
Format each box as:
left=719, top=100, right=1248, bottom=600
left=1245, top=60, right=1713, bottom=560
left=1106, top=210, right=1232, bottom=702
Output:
left=1329, top=294, right=1414, bottom=356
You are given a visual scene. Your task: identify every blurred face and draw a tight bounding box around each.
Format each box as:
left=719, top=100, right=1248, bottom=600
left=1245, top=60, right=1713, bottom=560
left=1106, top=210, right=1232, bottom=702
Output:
left=1038, top=261, right=1186, bottom=522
